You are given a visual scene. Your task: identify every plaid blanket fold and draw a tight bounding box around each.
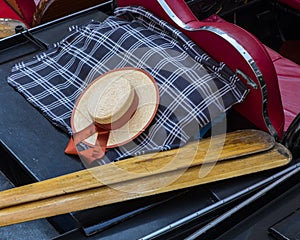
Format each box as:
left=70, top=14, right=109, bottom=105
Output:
left=7, top=6, right=248, bottom=165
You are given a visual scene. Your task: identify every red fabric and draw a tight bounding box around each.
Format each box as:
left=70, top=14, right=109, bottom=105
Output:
left=279, top=0, right=300, bottom=11
left=279, top=40, right=300, bottom=65
left=65, top=124, right=109, bottom=164
left=0, top=0, right=24, bottom=23
left=0, top=0, right=35, bottom=27
left=266, top=46, right=300, bottom=130
left=15, top=0, right=36, bottom=26
left=206, top=14, right=300, bottom=131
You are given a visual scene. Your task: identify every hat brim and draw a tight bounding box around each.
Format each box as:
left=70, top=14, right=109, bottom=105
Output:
left=71, top=68, right=160, bottom=148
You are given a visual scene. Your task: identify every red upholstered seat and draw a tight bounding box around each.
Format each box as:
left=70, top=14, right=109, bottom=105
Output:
left=0, top=0, right=25, bottom=24
left=266, top=46, right=300, bottom=131
left=118, top=0, right=300, bottom=138
left=279, top=0, right=300, bottom=11
left=11, top=0, right=36, bottom=26
left=205, top=14, right=300, bottom=131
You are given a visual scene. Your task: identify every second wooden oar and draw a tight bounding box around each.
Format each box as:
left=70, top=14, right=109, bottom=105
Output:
left=0, top=143, right=291, bottom=227
left=0, top=129, right=274, bottom=209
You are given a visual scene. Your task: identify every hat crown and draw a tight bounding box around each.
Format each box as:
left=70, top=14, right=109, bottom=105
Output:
left=87, top=77, right=134, bottom=125
left=72, top=68, right=159, bottom=148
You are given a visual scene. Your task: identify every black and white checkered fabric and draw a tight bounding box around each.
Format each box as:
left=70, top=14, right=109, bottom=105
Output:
left=7, top=6, right=248, bottom=164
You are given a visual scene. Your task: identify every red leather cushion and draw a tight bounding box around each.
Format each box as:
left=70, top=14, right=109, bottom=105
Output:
left=266, top=46, right=300, bottom=130
left=0, top=0, right=25, bottom=24
left=14, top=0, right=36, bottom=26
left=206, top=14, right=300, bottom=131
left=279, top=0, right=300, bottom=11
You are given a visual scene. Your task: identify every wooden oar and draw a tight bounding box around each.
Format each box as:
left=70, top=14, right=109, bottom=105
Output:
left=0, top=129, right=273, bottom=209
left=0, top=143, right=291, bottom=227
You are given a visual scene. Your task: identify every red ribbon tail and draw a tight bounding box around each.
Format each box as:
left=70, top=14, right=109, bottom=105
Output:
left=65, top=124, right=109, bottom=164
left=64, top=123, right=97, bottom=155
left=77, top=131, right=109, bottom=164
left=64, top=138, right=78, bottom=155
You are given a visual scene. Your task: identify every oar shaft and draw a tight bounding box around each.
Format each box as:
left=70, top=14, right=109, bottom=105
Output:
left=0, top=130, right=274, bottom=209
left=0, top=144, right=290, bottom=227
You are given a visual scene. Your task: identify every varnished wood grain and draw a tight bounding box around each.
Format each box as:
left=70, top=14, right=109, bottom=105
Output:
left=0, top=143, right=291, bottom=227
left=0, top=130, right=274, bottom=210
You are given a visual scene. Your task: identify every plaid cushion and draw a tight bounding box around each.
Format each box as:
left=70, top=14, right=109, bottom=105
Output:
left=7, top=6, right=248, bottom=165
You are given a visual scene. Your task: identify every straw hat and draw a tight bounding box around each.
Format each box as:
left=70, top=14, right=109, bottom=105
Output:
left=71, top=67, right=160, bottom=148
